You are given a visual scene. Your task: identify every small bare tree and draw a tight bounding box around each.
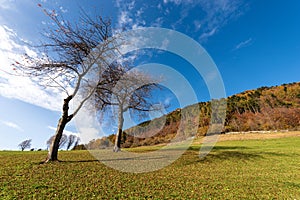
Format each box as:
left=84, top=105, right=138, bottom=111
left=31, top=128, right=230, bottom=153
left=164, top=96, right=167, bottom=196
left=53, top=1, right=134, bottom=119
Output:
left=96, top=65, right=161, bottom=152
left=13, top=7, right=121, bottom=162
left=18, top=139, right=32, bottom=151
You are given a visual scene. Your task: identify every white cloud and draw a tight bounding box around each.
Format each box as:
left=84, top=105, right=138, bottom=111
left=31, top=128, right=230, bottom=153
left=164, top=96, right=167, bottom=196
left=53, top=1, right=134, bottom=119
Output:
left=114, top=0, right=246, bottom=42
left=198, top=0, right=246, bottom=41
left=0, top=25, right=63, bottom=112
left=115, top=0, right=148, bottom=30
left=47, top=126, right=79, bottom=137
left=151, top=17, right=164, bottom=27
left=0, top=120, right=24, bottom=132
left=127, top=0, right=135, bottom=10
left=59, top=6, right=68, bottom=13
left=161, top=38, right=170, bottom=49
left=0, top=25, right=18, bottom=51
left=0, top=0, right=15, bottom=10
left=193, top=20, right=202, bottom=32
left=119, top=11, right=133, bottom=27
left=0, top=77, right=8, bottom=84
left=162, top=0, right=246, bottom=41
left=72, top=100, right=109, bottom=143
left=199, top=28, right=217, bottom=40
left=234, top=38, right=253, bottom=50
left=164, top=96, right=172, bottom=106
left=76, top=127, right=99, bottom=144
left=163, top=0, right=193, bottom=5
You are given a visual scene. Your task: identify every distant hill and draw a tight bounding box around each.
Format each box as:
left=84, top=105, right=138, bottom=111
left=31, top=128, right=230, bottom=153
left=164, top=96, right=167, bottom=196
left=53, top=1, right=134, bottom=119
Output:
left=86, top=82, right=300, bottom=149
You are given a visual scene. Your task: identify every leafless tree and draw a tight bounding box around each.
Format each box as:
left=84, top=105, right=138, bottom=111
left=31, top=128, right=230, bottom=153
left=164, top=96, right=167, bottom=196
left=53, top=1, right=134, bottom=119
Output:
left=73, top=137, right=80, bottom=148
left=47, top=134, right=67, bottom=150
left=96, top=65, right=161, bottom=152
left=18, top=139, right=32, bottom=151
left=13, top=7, right=121, bottom=162
left=66, top=134, right=78, bottom=150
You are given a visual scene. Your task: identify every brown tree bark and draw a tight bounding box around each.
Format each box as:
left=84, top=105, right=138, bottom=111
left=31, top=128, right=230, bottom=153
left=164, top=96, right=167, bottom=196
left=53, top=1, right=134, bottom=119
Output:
left=113, top=108, right=124, bottom=152
left=45, top=96, right=73, bottom=162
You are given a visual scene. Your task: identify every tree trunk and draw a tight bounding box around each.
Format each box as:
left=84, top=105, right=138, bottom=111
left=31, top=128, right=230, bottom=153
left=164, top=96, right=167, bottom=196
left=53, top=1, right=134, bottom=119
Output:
left=45, top=117, right=67, bottom=161
left=113, top=108, right=124, bottom=152
left=45, top=96, right=73, bottom=162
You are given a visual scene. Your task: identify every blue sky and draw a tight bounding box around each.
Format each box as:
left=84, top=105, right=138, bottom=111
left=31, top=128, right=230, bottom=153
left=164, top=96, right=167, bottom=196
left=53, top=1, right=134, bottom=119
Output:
left=0, top=0, right=299, bottom=150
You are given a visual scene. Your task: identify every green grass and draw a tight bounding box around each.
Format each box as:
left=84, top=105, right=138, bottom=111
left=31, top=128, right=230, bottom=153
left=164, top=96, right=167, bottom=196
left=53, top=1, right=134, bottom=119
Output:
left=1, top=136, right=300, bottom=199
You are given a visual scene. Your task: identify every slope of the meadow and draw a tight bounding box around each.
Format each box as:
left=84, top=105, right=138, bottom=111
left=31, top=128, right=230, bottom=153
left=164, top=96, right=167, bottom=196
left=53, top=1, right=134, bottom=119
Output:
left=1, top=133, right=299, bottom=199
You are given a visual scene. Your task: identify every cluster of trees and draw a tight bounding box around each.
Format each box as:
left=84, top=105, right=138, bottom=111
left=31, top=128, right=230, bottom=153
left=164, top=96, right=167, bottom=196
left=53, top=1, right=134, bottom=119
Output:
left=21, top=70, right=297, bottom=152
left=18, top=134, right=80, bottom=151
left=46, top=134, right=80, bottom=150
left=85, top=82, right=300, bottom=149
left=13, top=6, right=161, bottom=161
left=225, top=82, right=300, bottom=132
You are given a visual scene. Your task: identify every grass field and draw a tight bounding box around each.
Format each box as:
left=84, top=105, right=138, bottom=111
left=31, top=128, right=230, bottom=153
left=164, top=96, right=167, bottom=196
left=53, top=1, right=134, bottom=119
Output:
left=1, top=133, right=299, bottom=199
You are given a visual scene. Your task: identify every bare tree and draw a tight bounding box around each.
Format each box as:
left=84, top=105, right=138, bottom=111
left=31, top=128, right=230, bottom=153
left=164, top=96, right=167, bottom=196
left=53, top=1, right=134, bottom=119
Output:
left=73, top=137, right=80, bottom=148
left=96, top=65, right=161, bottom=152
left=66, top=134, right=78, bottom=150
left=13, top=7, right=121, bottom=162
left=47, top=134, right=67, bottom=150
left=18, top=139, right=32, bottom=151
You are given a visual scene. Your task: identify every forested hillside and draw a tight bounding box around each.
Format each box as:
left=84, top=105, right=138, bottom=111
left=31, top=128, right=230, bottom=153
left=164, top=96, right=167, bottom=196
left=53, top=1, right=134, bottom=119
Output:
left=86, top=82, right=300, bottom=149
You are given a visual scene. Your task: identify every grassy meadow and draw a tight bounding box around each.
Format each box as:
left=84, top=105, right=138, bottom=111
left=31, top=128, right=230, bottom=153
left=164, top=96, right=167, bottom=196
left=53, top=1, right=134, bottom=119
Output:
left=1, top=133, right=299, bottom=199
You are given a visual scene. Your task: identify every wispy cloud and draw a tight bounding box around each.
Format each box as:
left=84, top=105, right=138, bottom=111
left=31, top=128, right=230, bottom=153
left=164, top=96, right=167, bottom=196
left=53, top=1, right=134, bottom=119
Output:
left=59, top=6, right=68, bottom=13
left=0, top=0, right=16, bottom=10
left=0, top=77, right=8, bottom=84
left=193, top=20, right=202, bottom=32
left=0, top=120, right=24, bottom=132
left=114, top=0, right=247, bottom=42
left=115, top=0, right=148, bottom=30
left=234, top=38, right=253, bottom=50
left=0, top=25, right=62, bottom=112
left=158, top=0, right=247, bottom=39
left=163, top=0, right=193, bottom=5
left=118, top=10, right=133, bottom=28
left=197, top=0, right=247, bottom=41
left=47, top=126, right=79, bottom=137
left=199, top=28, right=217, bottom=40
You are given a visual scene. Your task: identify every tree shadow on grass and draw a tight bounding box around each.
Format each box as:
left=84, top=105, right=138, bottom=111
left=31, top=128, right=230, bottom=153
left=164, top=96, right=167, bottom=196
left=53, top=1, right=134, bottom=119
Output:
left=183, top=144, right=299, bottom=166
left=60, top=159, right=100, bottom=163
left=188, top=145, right=250, bottom=151
left=260, top=151, right=300, bottom=158
left=37, top=146, right=299, bottom=168
left=37, top=159, right=100, bottom=164
left=180, top=150, right=263, bottom=166
left=49, top=154, right=170, bottom=164
left=180, top=145, right=261, bottom=166
left=52, top=146, right=257, bottom=165
left=206, top=151, right=263, bottom=161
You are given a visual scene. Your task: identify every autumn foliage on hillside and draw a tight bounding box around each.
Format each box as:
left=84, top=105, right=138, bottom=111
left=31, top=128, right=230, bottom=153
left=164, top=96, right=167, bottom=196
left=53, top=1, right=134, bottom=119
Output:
left=86, top=82, right=300, bottom=149
left=225, top=82, right=300, bottom=132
